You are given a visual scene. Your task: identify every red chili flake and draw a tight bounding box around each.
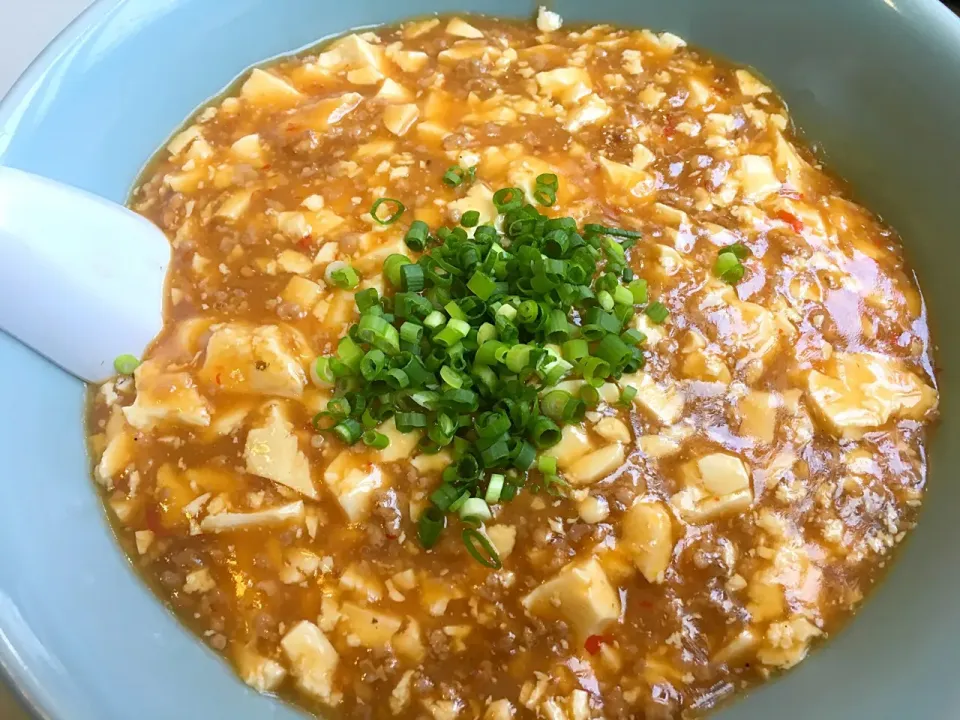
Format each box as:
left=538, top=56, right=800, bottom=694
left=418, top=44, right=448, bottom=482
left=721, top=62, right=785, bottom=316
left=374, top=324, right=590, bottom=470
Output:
left=215, top=372, right=222, bottom=386
left=297, top=235, right=312, bottom=250
left=776, top=210, right=804, bottom=234
left=663, top=119, right=676, bottom=139
left=584, top=634, right=613, bottom=655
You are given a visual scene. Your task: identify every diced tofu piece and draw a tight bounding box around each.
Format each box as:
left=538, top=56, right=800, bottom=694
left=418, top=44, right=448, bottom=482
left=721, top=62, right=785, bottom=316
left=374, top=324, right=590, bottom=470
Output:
left=123, top=360, right=210, bottom=430
left=622, top=49, right=644, bottom=75
left=564, top=95, right=611, bottom=132
left=522, top=558, right=621, bottom=640
left=448, top=183, right=498, bottom=231
left=638, top=435, right=681, bottom=458
left=376, top=78, right=415, bottom=103
left=736, top=69, right=772, bottom=97
left=388, top=47, right=429, bottom=73
left=277, top=249, right=313, bottom=274
left=241, top=68, right=303, bottom=106
left=758, top=617, right=821, bottom=669
left=282, top=93, right=363, bottom=134
left=390, top=670, right=415, bottom=715
left=164, top=166, right=206, bottom=193
left=671, top=453, right=753, bottom=524
left=167, top=125, right=203, bottom=156
left=536, top=6, right=563, bottom=32
left=375, top=417, right=420, bottom=462
left=281, top=621, right=341, bottom=705
left=417, top=121, right=450, bottom=147
left=536, top=67, right=592, bottom=105
left=215, top=189, right=254, bottom=221
left=593, top=417, right=630, bottom=443
left=317, top=33, right=384, bottom=73
left=244, top=404, right=317, bottom=498
left=805, top=352, right=937, bottom=438
left=712, top=628, right=759, bottom=665
left=564, top=443, right=625, bottom=486
left=577, top=495, right=609, bottom=524
left=199, top=323, right=309, bottom=399
left=618, top=372, right=684, bottom=425
left=702, top=285, right=780, bottom=382
left=622, top=501, right=674, bottom=583
left=383, top=103, right=420, bottom=136
left=393, top=619, right=426, bottom=662
left=446, top=17, right=484, bottom=38
left=738, top=391, right=779, bottom=444
left=230, top=133, right=266, bottom=167
left=411, top=450, right=453, bottom=474
left=486, top=525, right=517, bottom=559
left=134, top=530, right=154, bottom=555
left=632, top=143, right=655, bottom=170
left=323, top=451, right=387, bottom=522
left=236, top=645, right=287, bottom=692
left=96, top=407, right=134, bottom=482
left=281, top=276, right=322, bottom=309
left=543, top=424, right=593, bottom=470
left=597, top=156, right=655, bottom=199
left=339, top=602, right=403, bottom=649
left=737, top=155, right=781, bottom=203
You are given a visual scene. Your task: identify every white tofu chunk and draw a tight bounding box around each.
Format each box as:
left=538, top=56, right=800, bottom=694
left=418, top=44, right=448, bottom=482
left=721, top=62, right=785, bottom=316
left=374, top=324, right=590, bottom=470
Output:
left=244, top=404, right=317, bottom=498
left=446, top=17, right=484, bottom=38
left=737, top=155, right=781, bottom=203
left=123, top=360, right=211, bottom=430
left=736, top=69, right=772, bottom=97
left=536, top=6, right=563, bottom=32
left=536, top=67, right=592, bottom=105
left=522, top=558, right=621, bottom=640
left=622, top=501, right=675, bottom=583
left=281, top=621, right=341, bottom=705
left=375, top=417, right=421, bottom=462
left=339, top=602, right=403, bottom=649
left=199, top=323, right=309, bottom=399
left=806, top=352, right=937, bottom=438
left=738, top=391, right=779, bottom=444
left=542, top=424, right=593, bottom=470
left=167, top=125, right=203, bottom=156
left=383, top=103, right=420, bottom=136
left=241, top=68, right=303, bottom=106
left=486, top=525, right=517, bottom=559
left=282, top=93, right=363, bottom=134
left=317, top=33, right=384, bottom=73
left=215, top=189, right=254, bottom=221
left=323, top=451, right=387, bottom=522
left=618, top=372, right=684, bottom=425
left=230, top=133, right=266, bottom=167
left=593, top=417, right=631, bottom=443
left=671, top=453, right=753, bottom=524
left=236, top=645, right=287, bottom=692
left=564, top=95, right=611, bottom=132
left=564, top=443, right=626, bottom=486
left=97, top=407, right=135, bottom=482
left=597, top=156, right=655, bottom=199
left=183, top=568, right=215, bottom=594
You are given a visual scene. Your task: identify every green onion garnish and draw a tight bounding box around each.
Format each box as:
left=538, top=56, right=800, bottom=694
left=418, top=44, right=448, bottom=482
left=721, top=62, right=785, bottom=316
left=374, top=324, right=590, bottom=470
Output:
left=370, top=197, right=405, bottom=225
left=462, top=528, right=502, bottom=569
left=113, top=354, right=140, bottom=375
left=715, top=249, right=745, bottom=284
left=311, top=176, right=670, bottom=567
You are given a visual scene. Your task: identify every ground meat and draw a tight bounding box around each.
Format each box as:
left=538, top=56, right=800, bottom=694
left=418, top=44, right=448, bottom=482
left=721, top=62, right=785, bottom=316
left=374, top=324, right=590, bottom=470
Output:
left=428, top=630, right=450, bottom=659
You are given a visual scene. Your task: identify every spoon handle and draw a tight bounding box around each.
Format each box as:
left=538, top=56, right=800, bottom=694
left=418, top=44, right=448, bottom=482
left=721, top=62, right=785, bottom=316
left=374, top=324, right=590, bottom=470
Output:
left=0, top=167, right=168, bottom=382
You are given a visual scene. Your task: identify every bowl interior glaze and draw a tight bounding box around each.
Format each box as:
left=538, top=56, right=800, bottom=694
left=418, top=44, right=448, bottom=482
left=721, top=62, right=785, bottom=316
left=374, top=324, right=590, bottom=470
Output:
left=1, top=1, right=958, bottom=718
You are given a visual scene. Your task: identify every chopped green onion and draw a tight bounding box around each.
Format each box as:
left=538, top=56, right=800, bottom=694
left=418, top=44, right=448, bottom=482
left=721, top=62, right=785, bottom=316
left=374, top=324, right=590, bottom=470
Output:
left=400, top=263, right=425, bottom=293
left=619, top=385, right=638, bottom=406
left=462, top=528, right=502, bottom=569
left=537, top=455, right=558, bottom=475
left=404, top=220, right=429, bottom=252
left=459, top=497, right=492, bottom=524
left=360, top=349, right=386, bottom=380
left=384, top=254, right=412, bottom=287
left=418, top=507, right=446, bottom=548
left=311, top=356, right=335, bottom=386
left=333, top=418, right=363, bottom=444
left=370, top=197, right=405, bottom=225
left=485, top=474, right=506, bottom=504
left=326, top=262, right=360, bottom=289
left=113, top=354, right=140, bottom=376
left=461, top=210, right=481, bottom=227
left=715, top=250, right=745, bottom=284
left=362, top=430, right=390, bottom=449
left=645, top=301, right=670, bottom=324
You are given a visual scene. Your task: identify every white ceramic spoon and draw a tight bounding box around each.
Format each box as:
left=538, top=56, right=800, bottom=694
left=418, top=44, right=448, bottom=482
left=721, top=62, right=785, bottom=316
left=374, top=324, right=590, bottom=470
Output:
left=0, top=167, right=169, bottom=382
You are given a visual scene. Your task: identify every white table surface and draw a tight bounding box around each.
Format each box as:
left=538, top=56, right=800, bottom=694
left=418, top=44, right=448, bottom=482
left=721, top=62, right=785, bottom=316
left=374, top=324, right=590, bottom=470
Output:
left=0, top=2, right=94, bottom=714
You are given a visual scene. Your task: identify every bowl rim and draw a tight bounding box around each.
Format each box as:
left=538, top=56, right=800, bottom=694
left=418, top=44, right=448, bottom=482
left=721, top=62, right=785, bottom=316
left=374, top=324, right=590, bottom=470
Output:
left=2, top=1, right=959, bottom=718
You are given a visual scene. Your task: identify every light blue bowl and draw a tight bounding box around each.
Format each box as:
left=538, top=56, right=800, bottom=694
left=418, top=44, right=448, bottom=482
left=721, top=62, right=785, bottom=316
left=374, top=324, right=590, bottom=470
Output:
left=2, top=1, right=959, bottom=718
